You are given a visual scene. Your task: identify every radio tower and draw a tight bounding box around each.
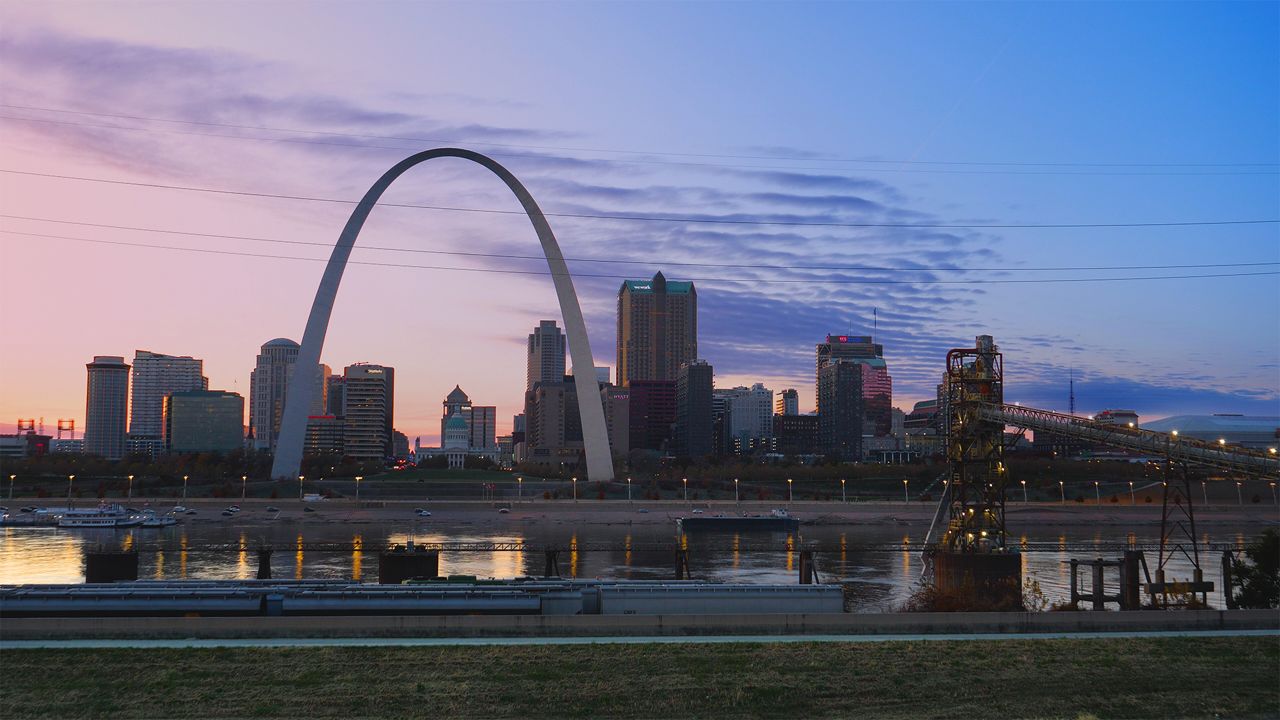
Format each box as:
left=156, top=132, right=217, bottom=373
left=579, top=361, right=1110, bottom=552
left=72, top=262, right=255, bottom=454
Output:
left=1068, top=368, right=1076, bottom=416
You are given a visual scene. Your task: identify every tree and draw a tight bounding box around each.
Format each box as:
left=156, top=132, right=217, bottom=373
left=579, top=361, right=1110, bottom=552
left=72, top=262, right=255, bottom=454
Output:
left=1232, top=529, right=1279, bottom=609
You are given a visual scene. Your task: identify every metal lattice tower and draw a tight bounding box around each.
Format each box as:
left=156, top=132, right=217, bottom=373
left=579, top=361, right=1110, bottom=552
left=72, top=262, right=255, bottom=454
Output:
left=940, top=335, right=1009, bottom=553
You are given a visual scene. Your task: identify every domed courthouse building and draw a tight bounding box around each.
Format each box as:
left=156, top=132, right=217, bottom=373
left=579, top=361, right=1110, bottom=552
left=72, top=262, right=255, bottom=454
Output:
left=413, top=386, right=500, bottom=469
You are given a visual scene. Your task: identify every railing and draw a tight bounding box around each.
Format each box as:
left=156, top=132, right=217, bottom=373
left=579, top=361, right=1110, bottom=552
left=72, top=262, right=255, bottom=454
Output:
left=982, top=404, right=1279, bottom=477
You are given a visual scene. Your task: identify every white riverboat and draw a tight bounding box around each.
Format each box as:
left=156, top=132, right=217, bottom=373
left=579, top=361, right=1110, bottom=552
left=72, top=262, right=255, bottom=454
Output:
left=57, top=504, right=143, bottom=529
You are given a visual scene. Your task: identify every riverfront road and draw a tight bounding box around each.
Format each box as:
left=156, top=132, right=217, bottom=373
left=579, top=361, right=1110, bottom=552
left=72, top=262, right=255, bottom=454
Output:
left=3, top=628, right=1276, bottom=650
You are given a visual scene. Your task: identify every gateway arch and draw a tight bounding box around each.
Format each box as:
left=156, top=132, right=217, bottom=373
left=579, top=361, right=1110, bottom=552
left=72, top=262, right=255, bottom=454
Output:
left=270, top=148, right=615, bottom=482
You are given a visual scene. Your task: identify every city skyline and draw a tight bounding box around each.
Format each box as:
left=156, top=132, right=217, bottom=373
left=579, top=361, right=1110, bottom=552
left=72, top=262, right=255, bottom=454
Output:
left=1, top=2, right=1277, bottom=444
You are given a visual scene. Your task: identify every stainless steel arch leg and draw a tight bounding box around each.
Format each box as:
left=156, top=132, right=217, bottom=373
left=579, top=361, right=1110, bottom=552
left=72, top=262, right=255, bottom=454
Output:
left=270, top=148, right=614, bottom=482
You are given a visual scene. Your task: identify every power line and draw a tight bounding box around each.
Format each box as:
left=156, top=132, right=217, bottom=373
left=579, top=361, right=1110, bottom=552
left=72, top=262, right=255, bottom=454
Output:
left=2, top=213, right=1276, bottom=273
left=4, top=229, right=1278, bottom=285
left=3, top=169, right=1277, bottom=230
left=3, top=102, right=1276, bottom=170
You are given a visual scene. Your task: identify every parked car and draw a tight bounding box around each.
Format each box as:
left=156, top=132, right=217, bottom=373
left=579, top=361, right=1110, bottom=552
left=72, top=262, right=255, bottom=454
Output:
left=416, top=509, right=432, bottom=517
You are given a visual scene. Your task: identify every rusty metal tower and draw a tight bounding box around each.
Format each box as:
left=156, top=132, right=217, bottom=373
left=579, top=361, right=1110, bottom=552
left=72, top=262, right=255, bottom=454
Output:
left=940, top=335, right=1010, bottom=553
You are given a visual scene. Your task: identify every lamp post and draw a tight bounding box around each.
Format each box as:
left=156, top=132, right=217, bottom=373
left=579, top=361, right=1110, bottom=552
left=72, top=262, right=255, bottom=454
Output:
left=1020, top=479, right=1027, bottom=503
left=355, top=476, right=362, bottom=502
left=572, top=476, right=578, bottom=502
left=1058, top=480, right=1065, bottom=504
left=734, top=478, right=739, bottom=503
left=1201, top=480, right=1208, bottom=508
left=902, top=478, right=908, bottom=503
left=787, top=478, right=793, bottom=503
left=128, top=475, right=134, bottom=500
left=297, top=475, right=304, bottom=501
left=240, top=475, right=247, bottom=502
left=182, top=475, right=189, bottom=502
left=682, top=477, right=688, bottom=502
left=517, top=476, right=523, bottom=501
left=8, top=474, right=14, bottom=500
left=1129, top=481, right=1135, bottom=505
left=1236, top=481, right=1243, bottom=506
left=626, top=477, right=631, bottom=501
left=1094, top=480, right=1100, bottom=506
left=66, top=474, right=75, bottom=504
left=1270, top=481, right=1277, bottom=506
left=840, top=478, right=846, bottom=503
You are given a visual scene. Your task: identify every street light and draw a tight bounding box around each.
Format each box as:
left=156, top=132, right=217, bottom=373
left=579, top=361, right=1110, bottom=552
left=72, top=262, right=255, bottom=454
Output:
left=355, top=476, right=362, bottom=502
left=128, top=475, right=134, bottom=500
left=734, top=477, right=739, bottom=503
left=1236, top=481, right=1243, bottom=506
left=183, top=475, right=189, bottom=502
left=297, top=475, right=304, bottom=501
left=240, top=475, right=247, bottom=502
left=1201, top=480, right=1208, bottom=508
left=1270, top=481, right=1277, bottom=506
left=1094, top=480, right=1100, bottom=506
left=517, top=476, right=523, bottom=500
left=626, top=476, right=632, bottom=501
left=1020, top=479, right=1027, bottom=503
left=787, top=478, right=793, bottom=503
left=66, top=474, right=75, bottom=504
left=682, top=477, right=688, bottom=502
left=7, top=474, right=14, bottom=500
left=1058, top=480, right=1065, bottom=504
left=902, top=478, right=908, bottom=503
left=572, top=476, right=578, bottom=502
left=840, top=478, right=846, bottom=503
left=1129, top=480, right=1135, bottom=505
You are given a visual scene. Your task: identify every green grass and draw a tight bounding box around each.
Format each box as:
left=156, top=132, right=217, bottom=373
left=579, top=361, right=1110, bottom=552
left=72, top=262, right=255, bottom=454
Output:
left=2, top=637, right=1276, bottom=719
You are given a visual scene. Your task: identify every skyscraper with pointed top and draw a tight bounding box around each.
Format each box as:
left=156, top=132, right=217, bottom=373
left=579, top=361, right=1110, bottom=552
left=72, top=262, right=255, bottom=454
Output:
left=616, top=271, right=697, bottom=387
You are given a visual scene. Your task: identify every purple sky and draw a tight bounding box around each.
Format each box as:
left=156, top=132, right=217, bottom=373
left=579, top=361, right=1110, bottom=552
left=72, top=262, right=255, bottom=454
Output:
left=0, top=2, right=1276, bottom=444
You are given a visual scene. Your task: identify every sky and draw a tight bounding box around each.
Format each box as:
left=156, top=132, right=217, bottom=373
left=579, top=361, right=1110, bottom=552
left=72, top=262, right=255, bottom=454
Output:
left=0, top=1, right=1277, bottom=445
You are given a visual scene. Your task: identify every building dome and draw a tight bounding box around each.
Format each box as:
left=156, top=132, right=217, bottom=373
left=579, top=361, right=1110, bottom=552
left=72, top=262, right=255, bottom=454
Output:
left=445, top=413, right=468, bottom=431
left=262, top=338, right=299, bottom=349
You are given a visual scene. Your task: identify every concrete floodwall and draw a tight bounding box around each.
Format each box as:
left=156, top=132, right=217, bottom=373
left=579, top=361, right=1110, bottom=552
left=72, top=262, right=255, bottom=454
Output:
left=2, top=609, right=1275, bottom=641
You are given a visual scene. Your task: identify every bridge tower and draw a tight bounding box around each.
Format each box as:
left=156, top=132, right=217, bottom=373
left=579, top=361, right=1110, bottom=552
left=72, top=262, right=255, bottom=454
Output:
left=932, top=335, right=1021, bottom=603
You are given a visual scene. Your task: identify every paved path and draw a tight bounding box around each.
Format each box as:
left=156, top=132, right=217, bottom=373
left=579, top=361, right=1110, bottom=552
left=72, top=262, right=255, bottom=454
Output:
left=3, top=628, right=1275, bottom=649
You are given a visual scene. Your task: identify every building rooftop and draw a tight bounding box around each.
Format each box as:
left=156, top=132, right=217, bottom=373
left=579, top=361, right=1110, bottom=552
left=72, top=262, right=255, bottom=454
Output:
left=262, top=338, right=299, bottom=348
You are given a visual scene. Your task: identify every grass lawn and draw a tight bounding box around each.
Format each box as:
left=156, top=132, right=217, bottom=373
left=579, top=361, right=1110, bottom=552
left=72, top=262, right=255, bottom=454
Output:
left=1, top=636, right=1276, bottom=719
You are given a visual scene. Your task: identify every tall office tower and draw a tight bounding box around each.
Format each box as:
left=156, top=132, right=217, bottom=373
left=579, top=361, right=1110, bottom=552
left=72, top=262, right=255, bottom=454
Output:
left=163, top=390, right=244, bottom=453
left=84, top=355, right=130, bottom=459
left=467, top=406, right=497, bottom=450
left=815, top=334, right=893, bottom=436
left=776, top=388, right=800, bottom=416
left=342, top=363, right=395, bottom=460
left=526, top=320, right=566, bottom=391
left=129, top=350, right=207, bottom=440
left=441, top=386, right=473, bottom=442
left=817, top=360, right=865, bottom=461
left=713, top=383, right=775, bottom=452
left=326, top=375, right=346, bottom=416
left=616, top=271, right=697, bottom=387
left=674, top=360, right=714, bottom=458
left=627, top=380, right=676, bottom=451
left=249, top=339, right=327, bottom=453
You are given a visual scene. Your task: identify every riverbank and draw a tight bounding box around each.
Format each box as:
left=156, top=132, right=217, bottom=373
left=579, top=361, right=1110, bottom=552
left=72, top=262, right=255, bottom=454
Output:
left=2, top=636, right=1276, bottom=718
left=8, top=496, right=1276, bottom=530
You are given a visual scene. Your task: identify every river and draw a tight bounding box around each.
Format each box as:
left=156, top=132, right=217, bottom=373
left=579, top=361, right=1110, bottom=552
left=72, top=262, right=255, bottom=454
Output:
left=1, top=512, right=1264, bottom=611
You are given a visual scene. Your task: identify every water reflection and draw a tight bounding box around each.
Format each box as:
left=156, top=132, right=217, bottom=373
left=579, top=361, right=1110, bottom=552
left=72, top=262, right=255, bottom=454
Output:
left=0, top=520, right=1266, bottom=611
